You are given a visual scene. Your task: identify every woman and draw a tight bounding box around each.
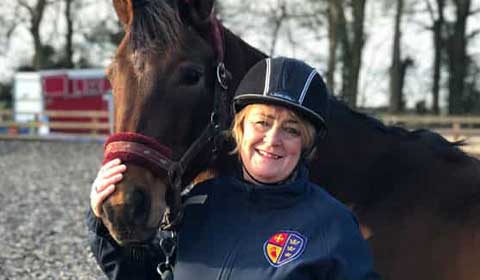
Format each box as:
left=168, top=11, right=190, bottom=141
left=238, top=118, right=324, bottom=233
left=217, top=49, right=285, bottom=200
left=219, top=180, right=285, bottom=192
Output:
left=87, top=57, right=380, bottom=279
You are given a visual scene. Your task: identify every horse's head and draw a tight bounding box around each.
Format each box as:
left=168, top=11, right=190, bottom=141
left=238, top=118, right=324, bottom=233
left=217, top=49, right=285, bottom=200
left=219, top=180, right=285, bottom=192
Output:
left=102, top=0, right=222, bottom=245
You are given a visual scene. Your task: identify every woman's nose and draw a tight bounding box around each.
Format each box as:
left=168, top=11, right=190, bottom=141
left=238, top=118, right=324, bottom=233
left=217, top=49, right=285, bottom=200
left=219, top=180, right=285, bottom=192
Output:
left=263, top=126, right=282, bottom=145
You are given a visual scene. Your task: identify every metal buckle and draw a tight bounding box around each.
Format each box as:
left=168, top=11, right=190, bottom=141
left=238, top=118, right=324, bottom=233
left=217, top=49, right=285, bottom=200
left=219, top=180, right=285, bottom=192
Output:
left=210, top=112, right=220, bottom=131
left=157, top=230, right=177, bottom=280
left=159, top=231, right=177, bottom=259
left=216, top=62, right=228, bottom=90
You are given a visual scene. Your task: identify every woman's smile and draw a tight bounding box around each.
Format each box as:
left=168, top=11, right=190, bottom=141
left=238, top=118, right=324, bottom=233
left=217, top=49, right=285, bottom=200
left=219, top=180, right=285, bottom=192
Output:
left=240, top=105, right=303, bottom=184
left=255, top=148, right=283, bottom=160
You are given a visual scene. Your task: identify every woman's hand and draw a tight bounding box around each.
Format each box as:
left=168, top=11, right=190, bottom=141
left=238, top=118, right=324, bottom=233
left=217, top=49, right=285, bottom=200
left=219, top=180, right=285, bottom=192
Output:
left=90, top=158, right=126, bottom=217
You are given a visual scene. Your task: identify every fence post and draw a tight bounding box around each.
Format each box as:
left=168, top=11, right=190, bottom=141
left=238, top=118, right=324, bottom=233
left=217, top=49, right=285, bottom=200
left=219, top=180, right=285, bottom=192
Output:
left=30, top=113, right=39, bottom=135
left=92, top=116, right=98, bottom=136
left=452, top=122, right=461, bottom=140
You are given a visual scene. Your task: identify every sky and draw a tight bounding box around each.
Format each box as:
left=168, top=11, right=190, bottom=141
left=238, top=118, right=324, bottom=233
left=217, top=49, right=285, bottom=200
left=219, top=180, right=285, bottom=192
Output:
left=1, top=0, right=479, bottom=109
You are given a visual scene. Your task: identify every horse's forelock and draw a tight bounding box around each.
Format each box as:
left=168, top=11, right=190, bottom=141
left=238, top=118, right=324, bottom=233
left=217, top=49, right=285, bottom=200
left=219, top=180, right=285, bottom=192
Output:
left=128, top=0, right=182, bottom=61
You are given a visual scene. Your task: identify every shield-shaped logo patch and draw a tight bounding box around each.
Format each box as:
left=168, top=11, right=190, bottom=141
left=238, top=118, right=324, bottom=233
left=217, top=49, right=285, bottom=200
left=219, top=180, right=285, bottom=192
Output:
left=263, top=231, right=307, bottom=267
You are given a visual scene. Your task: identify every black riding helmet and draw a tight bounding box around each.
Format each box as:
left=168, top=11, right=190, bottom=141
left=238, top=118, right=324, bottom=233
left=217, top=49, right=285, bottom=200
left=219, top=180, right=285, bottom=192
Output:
left=233, top=57, right=329, bottom=139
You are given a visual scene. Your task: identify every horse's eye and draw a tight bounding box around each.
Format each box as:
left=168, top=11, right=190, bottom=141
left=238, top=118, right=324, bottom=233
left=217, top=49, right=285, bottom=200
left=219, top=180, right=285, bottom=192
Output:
left=179, top=68, right=203, bottom=86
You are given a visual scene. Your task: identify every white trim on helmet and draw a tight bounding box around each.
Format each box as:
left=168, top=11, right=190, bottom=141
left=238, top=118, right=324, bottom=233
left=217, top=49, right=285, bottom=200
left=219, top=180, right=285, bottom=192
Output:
left=263, top=58, right=271, bottom=96
left=298, top=69, right=317, bottom=105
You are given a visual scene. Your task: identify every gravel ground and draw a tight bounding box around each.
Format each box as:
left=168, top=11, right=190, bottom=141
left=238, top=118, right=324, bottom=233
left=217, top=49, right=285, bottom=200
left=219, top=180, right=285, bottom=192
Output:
left=1, top=138, right=477, bottom=280
left=0, top=140, right=108, bottom=280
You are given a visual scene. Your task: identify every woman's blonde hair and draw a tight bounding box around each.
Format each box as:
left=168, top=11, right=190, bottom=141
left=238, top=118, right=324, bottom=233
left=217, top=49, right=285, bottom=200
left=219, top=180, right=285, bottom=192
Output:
left=230, top=104, right=317, bottom=160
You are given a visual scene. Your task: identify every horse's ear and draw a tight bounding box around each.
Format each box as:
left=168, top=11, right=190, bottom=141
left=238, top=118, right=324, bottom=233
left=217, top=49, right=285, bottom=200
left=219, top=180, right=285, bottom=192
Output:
left=113, top=0, right=134, bottom=27
left=180, top=0, right=215, bottom=26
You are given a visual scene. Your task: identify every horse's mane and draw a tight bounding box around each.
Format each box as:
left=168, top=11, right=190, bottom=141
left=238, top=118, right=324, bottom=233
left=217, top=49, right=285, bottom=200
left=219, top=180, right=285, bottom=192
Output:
left=128, top=1, right=182, bottom=71
left=330, top=97, right=470, bottom=162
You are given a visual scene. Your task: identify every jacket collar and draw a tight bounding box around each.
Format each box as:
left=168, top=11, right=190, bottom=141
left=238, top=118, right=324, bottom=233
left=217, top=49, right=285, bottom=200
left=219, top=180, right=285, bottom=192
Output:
left=227, top=163, right=310, bottom=208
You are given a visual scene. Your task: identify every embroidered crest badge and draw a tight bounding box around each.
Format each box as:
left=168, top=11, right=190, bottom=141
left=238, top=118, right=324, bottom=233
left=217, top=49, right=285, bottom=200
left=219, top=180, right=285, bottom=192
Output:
left=263, top=231, right=307, bottom=267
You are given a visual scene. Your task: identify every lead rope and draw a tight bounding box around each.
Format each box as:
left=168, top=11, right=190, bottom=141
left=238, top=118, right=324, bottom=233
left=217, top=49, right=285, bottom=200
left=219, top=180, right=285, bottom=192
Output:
left=157, top=230, right=177, bottom=280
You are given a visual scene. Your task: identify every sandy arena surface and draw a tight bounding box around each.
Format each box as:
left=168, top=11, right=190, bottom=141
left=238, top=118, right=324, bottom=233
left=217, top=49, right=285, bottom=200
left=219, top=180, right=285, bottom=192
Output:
left=0, top=140, right=107, bottom=280
left=0, top=137, right=478, bottom=280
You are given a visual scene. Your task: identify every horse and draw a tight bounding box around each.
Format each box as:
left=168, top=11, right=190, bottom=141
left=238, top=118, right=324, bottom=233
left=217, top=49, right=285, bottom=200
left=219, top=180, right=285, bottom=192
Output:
left=101, top=0, right=480, bottom=279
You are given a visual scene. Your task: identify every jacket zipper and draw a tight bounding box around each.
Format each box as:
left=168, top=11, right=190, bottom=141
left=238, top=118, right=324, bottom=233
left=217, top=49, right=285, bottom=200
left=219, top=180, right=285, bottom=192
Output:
left=217, top=240, right=239, bottom=280
left=217, top=190, right=255, bottom=280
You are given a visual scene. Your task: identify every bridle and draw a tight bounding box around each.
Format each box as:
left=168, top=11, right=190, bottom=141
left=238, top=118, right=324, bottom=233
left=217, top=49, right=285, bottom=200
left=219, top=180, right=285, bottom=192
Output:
left=103, top=12, right=230, bottom=280
left=162, top=13, right=230, bottom=230
left=104, top=63, right=229, bottom=224
left=162, top=60, right=230, bottom=231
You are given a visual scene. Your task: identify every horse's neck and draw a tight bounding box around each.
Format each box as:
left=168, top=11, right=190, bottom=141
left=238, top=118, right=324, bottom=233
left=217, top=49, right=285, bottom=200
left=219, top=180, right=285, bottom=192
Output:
left=326, top=98, right=395, bottom=161
left=314, top=97, right=469, bottom=204
left=222, top=27, right=267, bottom=92
left=310, top=98, right=397, bottom=200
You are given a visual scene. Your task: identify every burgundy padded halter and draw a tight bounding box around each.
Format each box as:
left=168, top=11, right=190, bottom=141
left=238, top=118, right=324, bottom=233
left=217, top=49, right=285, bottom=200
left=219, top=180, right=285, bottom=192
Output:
left=103, top=132, right=174, bottom=176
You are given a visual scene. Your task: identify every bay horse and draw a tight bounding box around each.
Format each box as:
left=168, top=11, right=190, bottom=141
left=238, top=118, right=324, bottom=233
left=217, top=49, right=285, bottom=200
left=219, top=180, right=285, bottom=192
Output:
left=100, top=0, right=480, bottom=279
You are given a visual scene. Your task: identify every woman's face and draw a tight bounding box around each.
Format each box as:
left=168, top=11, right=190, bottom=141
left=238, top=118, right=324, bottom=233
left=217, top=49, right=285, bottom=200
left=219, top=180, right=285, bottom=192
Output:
left=240, top=104, right=303, bottom=184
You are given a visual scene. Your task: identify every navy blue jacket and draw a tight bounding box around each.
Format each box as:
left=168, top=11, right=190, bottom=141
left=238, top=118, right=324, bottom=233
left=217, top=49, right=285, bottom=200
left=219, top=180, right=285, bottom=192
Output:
left=87, top=166, right=380, bottom=279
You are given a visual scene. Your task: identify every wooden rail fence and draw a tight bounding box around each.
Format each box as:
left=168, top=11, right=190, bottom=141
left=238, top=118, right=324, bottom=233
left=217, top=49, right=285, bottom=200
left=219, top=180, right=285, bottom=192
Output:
left=1, top=110, right=479, bottom=156
left=380, top=114, right=480, bottom=139
left=0, top=110, right=110, bottom=137
left=379, top=114, right=480, bottom=156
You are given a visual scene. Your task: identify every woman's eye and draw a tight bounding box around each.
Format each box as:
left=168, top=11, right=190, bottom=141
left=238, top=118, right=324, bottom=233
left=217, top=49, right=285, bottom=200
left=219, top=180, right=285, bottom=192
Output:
left=283, top=127, right=301, bottom=137
left=252, top=121, right=270, bottom=131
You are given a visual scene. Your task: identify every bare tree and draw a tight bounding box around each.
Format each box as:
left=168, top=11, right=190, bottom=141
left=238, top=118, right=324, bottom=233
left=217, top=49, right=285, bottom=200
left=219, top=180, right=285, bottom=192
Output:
left=389, top=0, right=406, bottom=113
left=445, top=0, right=472, bottom=114
left=267, top=0, right=288, bottom=56
left=326, top=1, right=339, bottom=93
left=63, top=0, right=74, bottom=68
left=421, top=0, right=480, bottom=114
left=60, top=0, right=102, bottom=68
left=424, top=0, right=446, bottom=114
left=18, top=0, right=51, bottom=69
left=330, top=0, right=367, bottom=108
left=220, top=0, right=329, bottom=65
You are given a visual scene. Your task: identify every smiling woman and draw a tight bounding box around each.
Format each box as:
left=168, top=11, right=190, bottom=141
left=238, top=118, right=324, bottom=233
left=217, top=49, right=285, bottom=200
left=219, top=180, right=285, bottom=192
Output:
left=175, top=56, right=380, bottom=279
left=230, top=56, right=327, bottom=185
left=88, top=56, right=381, bottom=280
left=233, top=104, right=308, bottom=184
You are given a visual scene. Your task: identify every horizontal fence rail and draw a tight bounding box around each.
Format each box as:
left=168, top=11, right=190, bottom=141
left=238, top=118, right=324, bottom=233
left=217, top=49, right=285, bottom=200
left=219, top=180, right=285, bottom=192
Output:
left=2, top=110, right=110, bottom=118
left=380, top=115, right=480, bottom=126
left=378, top=114, right=480, bottom=156
left=0, top=109, right=111, bottom=139
left=0, top=121, right=109, bottom=129
left=378, top=114, right=480, bottom=138
left=1, top=110, right=480, bottom=156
